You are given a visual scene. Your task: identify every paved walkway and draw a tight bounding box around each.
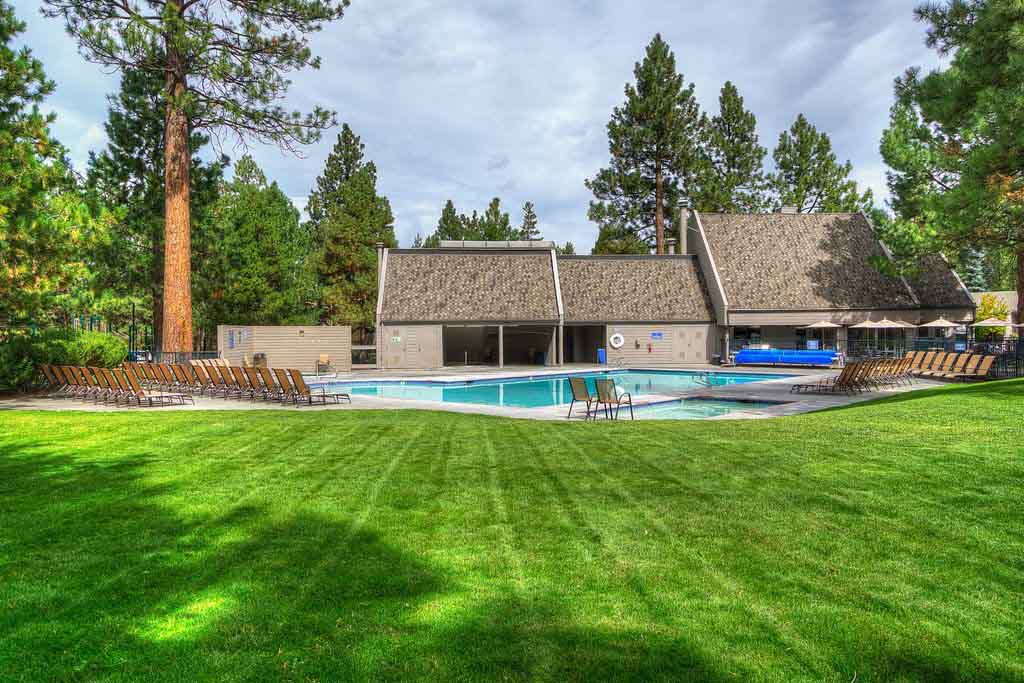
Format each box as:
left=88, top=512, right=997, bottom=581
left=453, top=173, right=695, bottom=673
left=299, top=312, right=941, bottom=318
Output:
left=1, top=365, right=946, bottom=421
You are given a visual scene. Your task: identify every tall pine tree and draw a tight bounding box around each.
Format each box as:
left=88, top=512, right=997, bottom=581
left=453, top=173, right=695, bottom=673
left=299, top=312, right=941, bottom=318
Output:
left=478, top=197, right=514, bottom=240
left=692, top=81, right=767, bottom=213
left=87, top=67, right=225, bottom=348
left=310, top=126, right=397, bottom=329
left=43, top=0, right=346, bottom=351
left=586, top=34, right=702, bottom=253
left=770, top=114, right=872, bottom=213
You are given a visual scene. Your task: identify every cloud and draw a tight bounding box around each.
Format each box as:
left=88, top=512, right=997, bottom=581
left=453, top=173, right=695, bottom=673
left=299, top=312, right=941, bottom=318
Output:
left=17, top=0, right=943, bottom=251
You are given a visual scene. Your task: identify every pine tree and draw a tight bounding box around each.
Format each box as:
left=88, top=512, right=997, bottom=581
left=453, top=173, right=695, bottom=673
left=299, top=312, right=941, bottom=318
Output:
left=86, top=67, right=225, bottom=348
left=0, top=1, right=109, bottom=325
left=306, top=123, right=364, bottom=247
left=770, top=114, right=873, bottom=213
left=43, top=0, right=347, bottom=351
left=693, top=81, right=767, bottom=213
left=479, top=197, right=515, bottom=240
left=435, top=200, right=463, bottom=241
left=586, top=34, right=702, bottom=253
left=880, top=0, right=1024, bottom=321
left=520, top=201, right=540, bottom=240
left=309, top=127, right=396, bottom=328
left=556, top=242, right=576, bottom=256
left=194, top=155, right=315, bottom=339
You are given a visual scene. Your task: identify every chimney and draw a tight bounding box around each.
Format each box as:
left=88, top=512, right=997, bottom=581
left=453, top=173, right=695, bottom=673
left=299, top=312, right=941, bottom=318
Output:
left=665, top=238, right=677, bottom=255
left=680, top=207, right=693, bottom=254
left=778, top=205, right=799, bottom=214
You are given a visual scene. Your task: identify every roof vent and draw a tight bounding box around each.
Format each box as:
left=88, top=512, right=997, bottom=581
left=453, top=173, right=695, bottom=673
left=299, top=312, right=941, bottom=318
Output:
left=665, top=238, right=677, bottom=255
left=778, top=205, right=799, bottom=214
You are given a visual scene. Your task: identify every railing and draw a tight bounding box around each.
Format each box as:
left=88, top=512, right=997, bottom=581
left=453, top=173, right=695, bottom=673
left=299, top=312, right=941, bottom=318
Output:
left=135, top=350, right=221, bottom=364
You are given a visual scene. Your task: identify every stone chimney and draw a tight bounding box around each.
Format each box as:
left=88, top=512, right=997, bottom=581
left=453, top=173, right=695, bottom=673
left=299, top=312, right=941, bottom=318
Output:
left=665, top=238, right=677, bottom=255
left=679, top=207, right=693, bottom=254
left=778, top=205, right=799, bottom=214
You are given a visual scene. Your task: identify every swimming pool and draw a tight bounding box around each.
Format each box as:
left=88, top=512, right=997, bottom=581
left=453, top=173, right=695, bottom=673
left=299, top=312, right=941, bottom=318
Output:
left=315, top=370, right=787, bottom=410
left=635, top=398, right=784, bottom=419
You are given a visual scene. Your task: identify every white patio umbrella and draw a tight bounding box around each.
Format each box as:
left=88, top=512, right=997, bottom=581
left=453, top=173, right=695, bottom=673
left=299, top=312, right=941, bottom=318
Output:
left=919, top=317, right=959, bottom=328
left=802, top=320, right=841, bottom=350
left=850, top=320, right=883, bottom=328
left=972, top=317, right=1011, bottom=327
left=875, top=318, right=912, bottom=328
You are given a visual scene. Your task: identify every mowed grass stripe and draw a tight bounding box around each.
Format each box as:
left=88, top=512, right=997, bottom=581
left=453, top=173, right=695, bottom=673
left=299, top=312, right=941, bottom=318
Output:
left=0, top=380, right=1022, bottom=681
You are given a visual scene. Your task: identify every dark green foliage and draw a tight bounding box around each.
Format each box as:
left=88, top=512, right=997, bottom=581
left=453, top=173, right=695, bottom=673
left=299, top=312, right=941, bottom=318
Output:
left=0, top=1, right=107, bottom=326
left=86, top=66, right=226, bottom=345
left=592, top=225, right=649, bottom=255
left=42, top=0, right=348, bottom=150
left=0, top=329, right=126, bottom=390
left=692, top=81, right=767, bottom=213
left=423, top=198, right=519, bottom=245
left=556, top=241, right=576, bottom=256
left=770, top=113, right=873, bottom=213
left=192, top=155, right=315, bottom=338
left=881, top=0, right=1024, bottom=317
left=310, top=126, right=397, bottom=327
left=586, top=34, right=702, bottom=253
left=1, top=380, right=1023, bottom=679
left=520, top=201, right=540, bottom=240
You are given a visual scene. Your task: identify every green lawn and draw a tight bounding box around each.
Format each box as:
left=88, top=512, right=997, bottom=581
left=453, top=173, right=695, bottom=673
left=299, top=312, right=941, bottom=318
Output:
left=1, top=382, right=1022, bottom=682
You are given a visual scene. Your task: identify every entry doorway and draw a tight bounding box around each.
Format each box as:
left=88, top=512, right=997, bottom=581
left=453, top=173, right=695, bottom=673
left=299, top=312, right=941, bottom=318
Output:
left=443, top=326, right=499, bottom=366
left=563, top=325, right=606, bottom=364
left=502, top=326, right=555, bottom=366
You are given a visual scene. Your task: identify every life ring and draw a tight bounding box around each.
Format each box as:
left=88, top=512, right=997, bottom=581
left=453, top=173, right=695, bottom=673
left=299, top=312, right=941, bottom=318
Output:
left=609, top=333, right=625, bottom=349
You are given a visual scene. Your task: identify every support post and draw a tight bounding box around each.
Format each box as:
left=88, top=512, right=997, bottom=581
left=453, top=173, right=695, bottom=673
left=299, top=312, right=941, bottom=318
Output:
left=558, top=323, right=564, bottom=366
left=498, top=325, right=504, bottom=368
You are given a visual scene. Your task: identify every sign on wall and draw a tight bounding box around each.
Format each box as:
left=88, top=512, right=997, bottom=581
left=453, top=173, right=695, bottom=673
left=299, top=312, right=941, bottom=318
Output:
left=651, top=331, right=664, bottom=340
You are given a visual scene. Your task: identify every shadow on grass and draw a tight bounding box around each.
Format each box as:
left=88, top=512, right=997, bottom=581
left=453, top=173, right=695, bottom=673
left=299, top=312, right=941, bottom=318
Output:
left=806, top=377, right=1024, bottom=417
left=2, top=428, right=1020, bottom=681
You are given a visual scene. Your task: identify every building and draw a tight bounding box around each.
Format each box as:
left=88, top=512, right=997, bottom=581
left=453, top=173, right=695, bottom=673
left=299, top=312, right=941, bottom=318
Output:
left=374, top=210, right=975, bottom=369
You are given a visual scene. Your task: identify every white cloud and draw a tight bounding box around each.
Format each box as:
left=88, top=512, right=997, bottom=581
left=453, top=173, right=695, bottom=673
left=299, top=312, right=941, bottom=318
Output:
left=16, top=0, right=943, bottom=250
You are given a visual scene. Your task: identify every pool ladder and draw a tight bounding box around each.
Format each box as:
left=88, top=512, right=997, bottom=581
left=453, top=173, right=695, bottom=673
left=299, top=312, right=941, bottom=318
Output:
left=695, top=371, right=713, bottom=389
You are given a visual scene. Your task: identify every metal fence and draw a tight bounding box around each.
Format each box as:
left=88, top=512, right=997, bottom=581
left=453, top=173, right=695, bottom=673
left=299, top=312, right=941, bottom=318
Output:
left=132, top=350, right=221, bottom=364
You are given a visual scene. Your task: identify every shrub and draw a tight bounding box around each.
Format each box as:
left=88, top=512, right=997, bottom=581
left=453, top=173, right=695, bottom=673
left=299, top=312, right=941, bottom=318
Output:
left=0, top=329, right=127, bottom=392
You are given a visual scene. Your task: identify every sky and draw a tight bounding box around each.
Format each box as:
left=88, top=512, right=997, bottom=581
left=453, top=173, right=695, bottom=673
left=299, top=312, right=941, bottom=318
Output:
left=16, top=0, right=943, bottom=252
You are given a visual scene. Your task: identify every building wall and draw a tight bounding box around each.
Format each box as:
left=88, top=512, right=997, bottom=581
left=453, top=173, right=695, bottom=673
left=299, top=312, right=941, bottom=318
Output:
left=727, top=307, right=974, bottom=327
left=379, top=324, right=444, bottom=369
left=217, top=325, right=352, bottom=372
left=605, top=324, right=713, bottom=366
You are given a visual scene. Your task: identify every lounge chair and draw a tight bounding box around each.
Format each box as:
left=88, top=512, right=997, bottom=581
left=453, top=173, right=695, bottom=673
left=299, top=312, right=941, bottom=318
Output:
left=230, top=366, right=258, bottom=400
left=273, top=368, right=297, bottom=403
left=39, top=364, right=70, bottom=398
left=119, top=367, right=192, bottom=406
left=287, top=369, right=349, bottom=406
left=259, top=367, right=286, bottom=402
left=594, top=378, right=634, bottom=420
left=955, top=355, right=996, bottom=381
left=218, top=365, right=245, bottom=399
left=932, top=353, right=972, bottom=379
left=790, top=362, right=862, bottom=395
left=567, top=376, right=597, bottom=420
left=244, top=367, right=270, bottom=401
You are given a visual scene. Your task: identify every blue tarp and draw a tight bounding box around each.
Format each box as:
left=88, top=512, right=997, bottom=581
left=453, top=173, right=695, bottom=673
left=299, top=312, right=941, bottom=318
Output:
left=734, top=348, right=837, bottom=367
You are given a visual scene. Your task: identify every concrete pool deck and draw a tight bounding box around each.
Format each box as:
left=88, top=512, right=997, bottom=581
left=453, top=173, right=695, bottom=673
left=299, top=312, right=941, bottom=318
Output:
left=1, top=364, right=948, bottom=420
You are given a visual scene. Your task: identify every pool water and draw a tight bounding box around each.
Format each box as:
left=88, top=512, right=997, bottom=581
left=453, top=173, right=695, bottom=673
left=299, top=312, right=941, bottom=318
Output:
left=636, top=398, right=782, bottom=419
left=317, top=370, right=785, bottom=410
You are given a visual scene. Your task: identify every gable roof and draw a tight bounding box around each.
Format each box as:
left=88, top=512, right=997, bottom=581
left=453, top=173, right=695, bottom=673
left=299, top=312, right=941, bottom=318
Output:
left=697, top=212, right=922, bottom=311
left=906, top=254, right=975, bottom=309
left=558, top=256, right=713, bottom=323
left=379, top=250, right=559, bottom=323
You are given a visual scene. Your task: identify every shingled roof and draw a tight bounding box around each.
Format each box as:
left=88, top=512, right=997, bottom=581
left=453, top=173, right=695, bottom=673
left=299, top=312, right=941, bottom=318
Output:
left=558, top=256, right=713, bottom=323
left=380, top=250, right=559, bottom=323
left=907, top=254, right=975, bottom=309
left=697, top=212, right=922, bottom=310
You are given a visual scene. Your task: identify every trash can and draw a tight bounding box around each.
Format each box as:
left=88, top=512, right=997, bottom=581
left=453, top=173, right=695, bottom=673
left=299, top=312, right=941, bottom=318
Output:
left=253, top=352, right=267, bottom=368
left=597, top=348, right=607, bottom=364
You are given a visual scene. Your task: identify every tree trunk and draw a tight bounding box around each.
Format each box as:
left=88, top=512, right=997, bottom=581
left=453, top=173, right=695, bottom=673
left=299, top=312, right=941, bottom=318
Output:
left=152, top=287, right=163, bottom=353
left=654, top=161, right=665, bottom=254
left=161, top=60, right=193, bottom=353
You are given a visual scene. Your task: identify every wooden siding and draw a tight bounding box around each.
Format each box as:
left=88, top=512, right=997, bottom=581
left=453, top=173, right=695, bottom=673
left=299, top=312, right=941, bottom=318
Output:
left=217, top=325, right=352, bottom=372
left=605, top=324, right=712, bottom=366
left=379, top=324, right=443, bottom=369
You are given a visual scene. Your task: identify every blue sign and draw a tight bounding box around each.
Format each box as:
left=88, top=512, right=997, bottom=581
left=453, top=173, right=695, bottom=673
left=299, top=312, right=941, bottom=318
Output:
left=651, top=331, right=664, bottom=340
left=228, top=330, right=235, bottom=349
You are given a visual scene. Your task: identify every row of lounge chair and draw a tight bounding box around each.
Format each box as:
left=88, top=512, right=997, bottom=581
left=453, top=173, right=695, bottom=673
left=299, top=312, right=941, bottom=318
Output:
left=790, top=351, right=995, bottom=395
left=40, top=362, right=350, bottom=407
left=567, top=376, right=634, bottom=420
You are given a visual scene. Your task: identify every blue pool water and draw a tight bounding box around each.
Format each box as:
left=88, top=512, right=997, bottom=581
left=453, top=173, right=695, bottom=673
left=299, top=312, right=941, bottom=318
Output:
left=636, top=398, right=783, bottom=420
left=316, top=370, right=786, bottom=409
